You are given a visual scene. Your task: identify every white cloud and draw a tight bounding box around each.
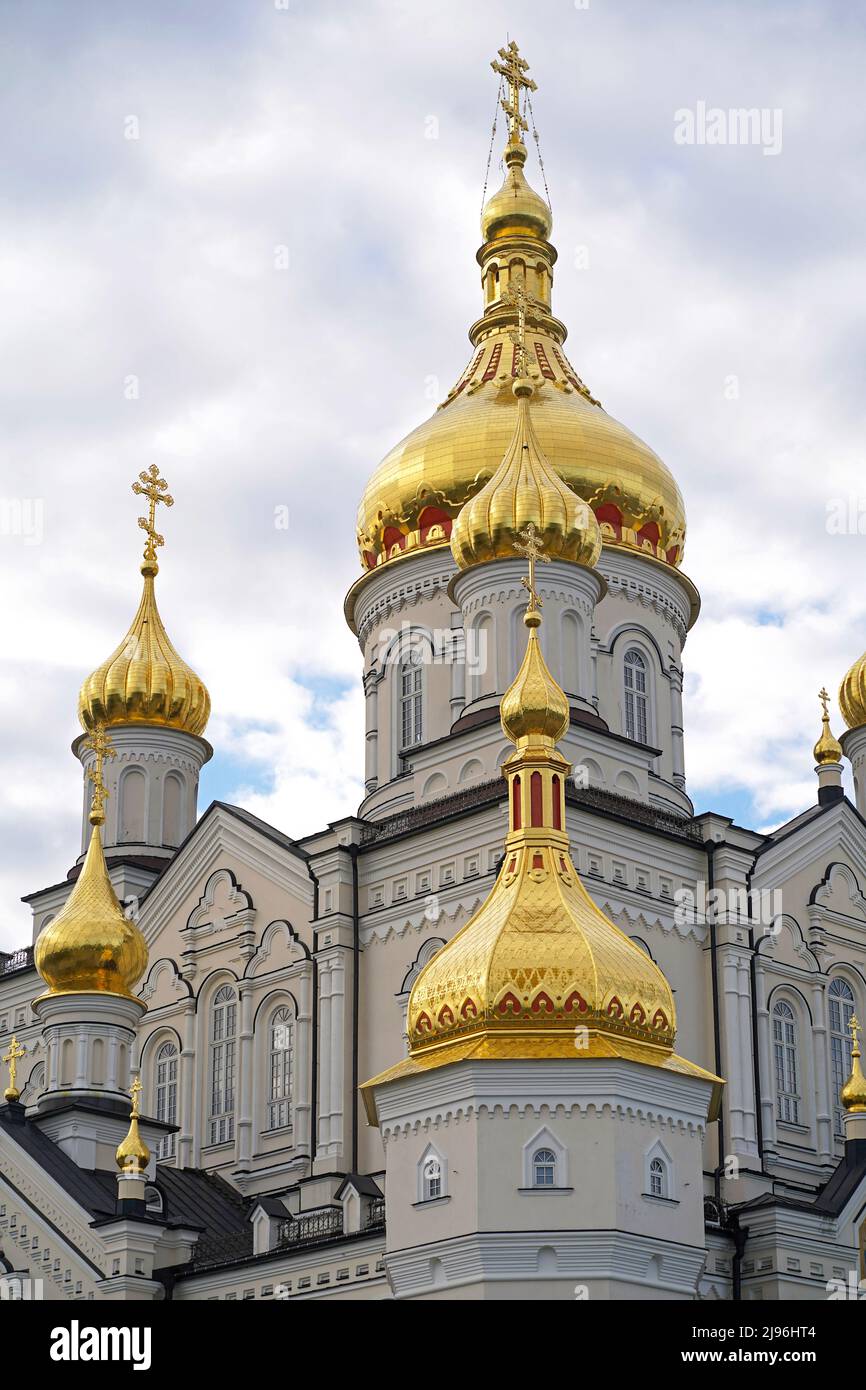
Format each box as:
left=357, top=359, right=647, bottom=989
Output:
left=2, top=0, right=865, bottom=945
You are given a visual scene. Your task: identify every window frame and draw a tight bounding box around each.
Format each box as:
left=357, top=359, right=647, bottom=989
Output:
left=772, top=999, right=801, bottom=1126
left=266, top=1006, right=294, bottom=1133
left=623, top=647, right=650, bottom=744
left=208, top=984, right=237, bottom=1146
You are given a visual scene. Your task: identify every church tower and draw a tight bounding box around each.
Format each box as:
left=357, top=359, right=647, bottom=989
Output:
left=74, top=466, right=211, bottom=888
left=363, top=362, right=722, bottom=1300
left=347, top=41, right=696, bottom=824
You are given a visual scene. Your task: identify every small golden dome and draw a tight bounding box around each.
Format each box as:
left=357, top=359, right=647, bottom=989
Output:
left=34, top=819, right=148, bottom=1000
left=839, top=655, right=866, bottom=732
left=500, top=607, right=570, bottom=747
left=481, top=142, right=552, bottom=243
left=78, top=562, right=210, bottom=737
left=842, top=1018, right=866, bottom=1114
left=813, top=690, right=842, bottom=766
left=450, top=378, right=602, bottom=572
left=116, top=1076, right=151, bottom=1173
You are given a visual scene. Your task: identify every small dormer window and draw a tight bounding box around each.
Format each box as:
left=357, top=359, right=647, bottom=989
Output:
left=532, top=1148, right=557, bottom=1187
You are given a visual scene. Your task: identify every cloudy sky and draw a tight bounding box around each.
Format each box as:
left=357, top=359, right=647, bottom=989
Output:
left=1, top=0, right=865, bottom=948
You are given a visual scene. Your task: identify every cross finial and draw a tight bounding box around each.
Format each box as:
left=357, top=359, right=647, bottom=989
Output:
left=3, top=1034, right=26, bottom=1103
left=132, top=464, right=174, bottom=570
left=83, top=721, right=116, bottom=826
left=130, top=1074, right=143, bottom=1119
left=502, top=276, right=542, bottom=377
left=513, top=522, right=549, bottom=617
left=850, top=1015, right=862, bottom=1055
left=819, top=687, right=831, bottom=721
left=491, top=40, right=537, bottom=146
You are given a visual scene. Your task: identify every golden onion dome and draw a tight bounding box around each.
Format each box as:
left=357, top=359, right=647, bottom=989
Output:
left=354, top=51, right=686, bottom=578
left=116, top=1077, right=151, bottom=1173
left=839, top=654, right=866, bottom=733
left=813, top=691, right=842, bottom=765
left=481, top=141, right=552, bottom=243
left=78, top=560, right=210, bottom=737
left=500, top=600, right=570, bottom=747
left=450, top=375, right=602, bottom=571
left=34, top=815, right=148, bottom=1001
left=841, top=1018, right=866, bottom=1114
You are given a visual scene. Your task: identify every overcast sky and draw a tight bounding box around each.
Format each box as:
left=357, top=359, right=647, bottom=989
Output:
left=1, top=0, right=865, bottom=948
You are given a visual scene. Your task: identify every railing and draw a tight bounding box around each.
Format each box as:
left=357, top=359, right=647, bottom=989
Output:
left=1, top=947, right=34, bottom=976
left=277, top=1208, right=343, bottom=1248
left=365, top=1196, right=386, bottom=1229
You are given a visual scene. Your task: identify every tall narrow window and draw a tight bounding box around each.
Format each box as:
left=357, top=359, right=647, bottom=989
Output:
left=552, top=774, right=562, bottom=830
left=530, top=771, right=543, bottom=826
left=400, top=652, right=423, bottom=749
left=155, top=1042, right=178, bottom=1159
left=773, top=1000, right=801, bottom=1125
left=512, top=775, right=521, bottom=830
left=208, top=985, right=237, bottom=1145
left=532, top=1148, right=557, bottom=1187
left=830, top=978, right=855, bottom=1136
left=623, top=649, right=649, bottom=743
left=267, top=1007, right=294, bottom=1131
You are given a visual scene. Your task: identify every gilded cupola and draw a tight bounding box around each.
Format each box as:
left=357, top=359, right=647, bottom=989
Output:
left=354, top=41, right=687, bottom=578
left=450, top=375, right=602, bottom=571
left=116, top=1075, right=151, bottom=1174
left=814, top=687, right=843, bottom=765
left=841, top=1017, right=866, bottom=1114
left=34, top=726, right=148, bottom=1000
left=78, top=466, right=210, bottom=738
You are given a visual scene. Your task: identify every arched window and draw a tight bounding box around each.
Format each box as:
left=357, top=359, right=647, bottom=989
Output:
left=422, top=1156, right=442, bottom=1201
left=649, top=1156, right=667, bottom=1198
left=623, top=649, right=649, bottom=743
left=830, top=978, right=856, bottom=1135
left=119, top=767, right=146, bottom=842
left=773, top=1000, right=801, bottom=1124
left=400, top=651, right=423, bottom=749
left=267, top=1007, right=294, bottom=1131
left=532, top=1148, right=557, bottom=1187
left=163, top=772, right=184, bottom=847
left=155, top=1041, right=178, bottom=1159
left=208, top=985, right=237, bottom=1145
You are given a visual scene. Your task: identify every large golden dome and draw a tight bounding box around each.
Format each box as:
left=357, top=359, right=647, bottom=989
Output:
left=355, top=73, right=686, bottom=575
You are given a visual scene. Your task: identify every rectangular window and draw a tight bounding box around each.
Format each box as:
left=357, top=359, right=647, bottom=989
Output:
left=400, top=659, right=423, bottom=748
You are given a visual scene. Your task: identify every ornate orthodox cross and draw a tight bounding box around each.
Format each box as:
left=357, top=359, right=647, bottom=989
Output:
left=3, top=1034, right=25, bottom=1102
left=819, top=687, right=831, bottom=721
left=850, top=1015, right=862, bottom=1053
left=513, top=522, right=549, bottom=613
left=83, top=721, right=116, bottom=825
left=503, top=277, right=542, bottom=377
left=130, top=1073, right=143, bottom=1118
left=132, top=464, right=174, bottom=566
left=491, top=40, right=537, bottom=145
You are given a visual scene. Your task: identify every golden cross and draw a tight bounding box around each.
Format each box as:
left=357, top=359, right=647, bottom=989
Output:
left=3, top=1034, right=26, bottom=1102
left=130, top=1074, right=143, bottom=1118
left=503, top=277, right=542, bottom=377
left=819, top=687, right=831, bottom=720
left=513, top=522, right=549, bottom=613
left=850, top=1015, right=862, bottom=1053
left=491, top=40, right=537, bottom=145
left=132, top=464, right=174, bottom=566
left=83, top=722, right=116, bottom=826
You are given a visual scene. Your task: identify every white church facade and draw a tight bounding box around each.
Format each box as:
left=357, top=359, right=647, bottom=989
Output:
left=3, top=43, right=866, bottom=1303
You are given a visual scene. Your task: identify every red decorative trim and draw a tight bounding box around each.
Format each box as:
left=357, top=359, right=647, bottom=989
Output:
left=453, top=348, right=485, bottom=396
left=607, top=996, right=624, bottom=1019
left=534, top=341, right=555, bottom=380
left=438, top=1003, right=455, bottom=1027
left=418, top=506, right=452, bottom=545
left=481, top=342, right=503, bottom=382
left=564, top=990, right=588, bottom=1014
left=531, top=991, right=555, bottom=1015
left=530, top=770, right=543, bottom=827
left=498, top=991, right=522, bottom=1016
left=629, top=1002, right=647, bottom=1025
left=652, top=1009, right=669, bottom=1031
left=460, top=997, right=478, bottom=1020
left=416, top=1012, right=432, bottom=1033
left=532, top=852, right=544, bottom=871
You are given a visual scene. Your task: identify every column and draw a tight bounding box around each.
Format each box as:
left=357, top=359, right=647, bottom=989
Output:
left=669, top=665, right=686, bottom=788
left=237, top=984, right=255, bottom=1168
left=449, top=611, right=466, bottom=722
left=363, top=669, right=379, bottom=793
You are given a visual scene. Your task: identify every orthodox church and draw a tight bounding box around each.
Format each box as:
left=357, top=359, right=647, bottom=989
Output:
left=3, top=42, right=866, bottom=1303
